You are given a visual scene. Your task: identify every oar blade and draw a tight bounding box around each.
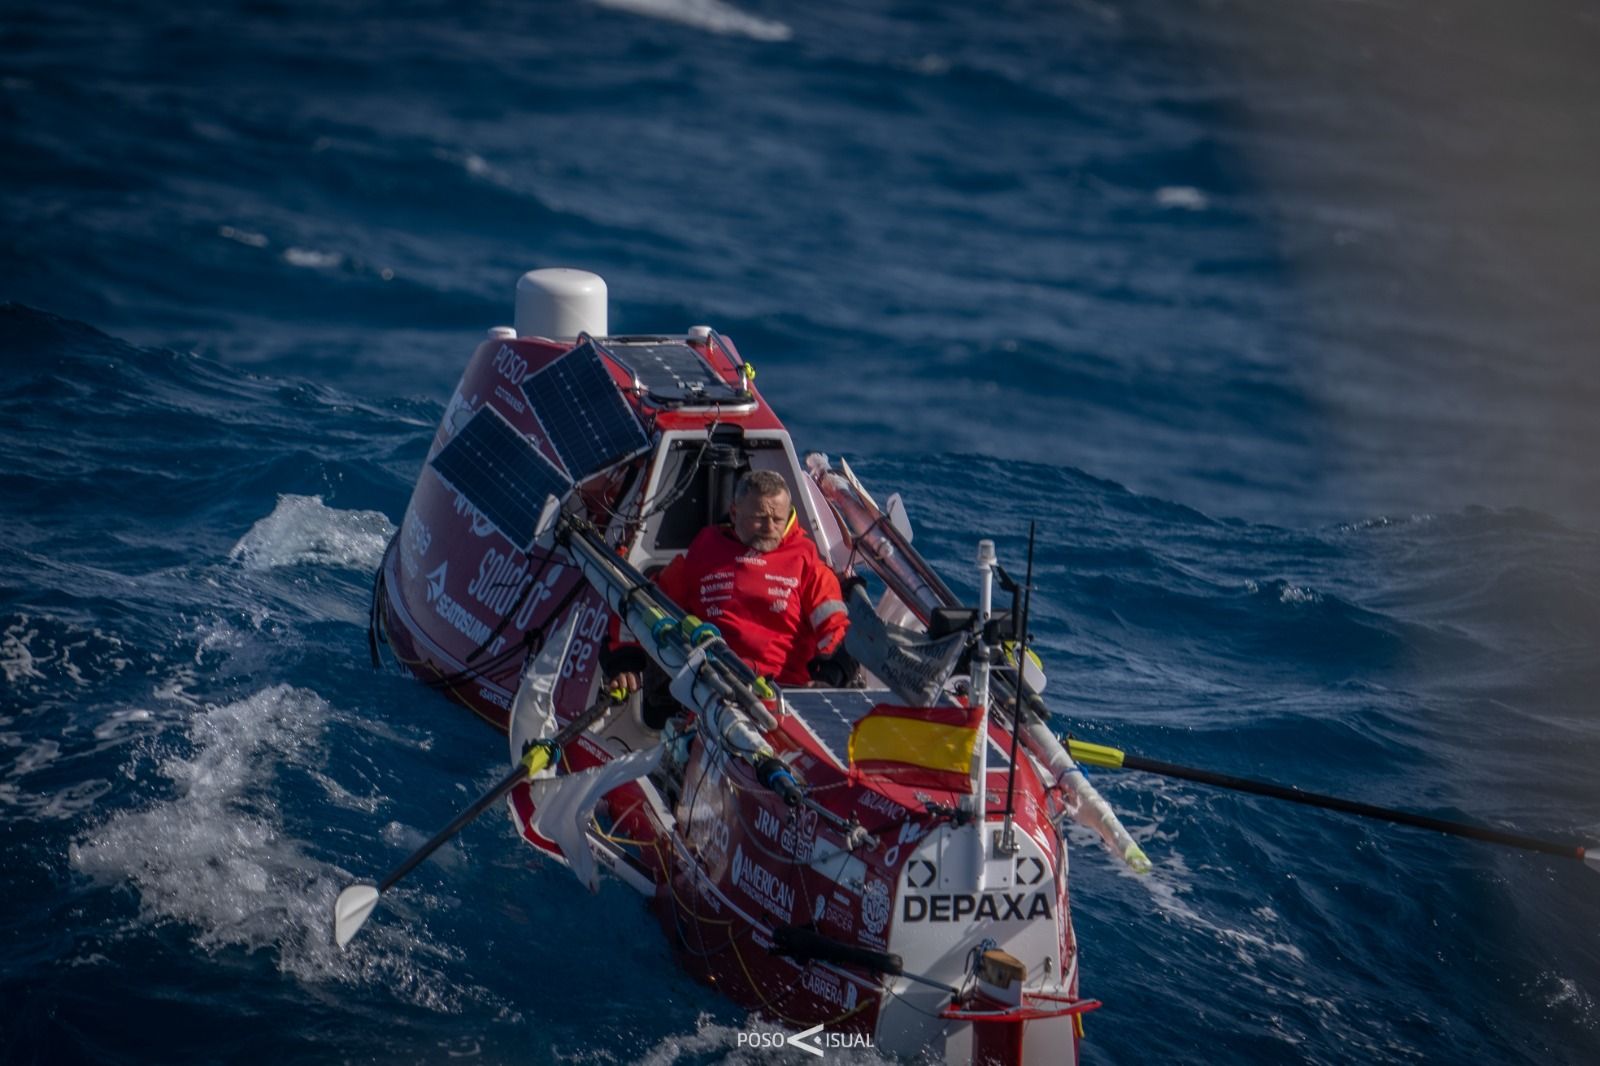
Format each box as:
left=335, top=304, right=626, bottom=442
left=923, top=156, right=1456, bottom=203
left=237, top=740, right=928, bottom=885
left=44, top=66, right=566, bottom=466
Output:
left=334, top=883, right=381, bottom=948
left=1584, top=849, right=1598, bottom=875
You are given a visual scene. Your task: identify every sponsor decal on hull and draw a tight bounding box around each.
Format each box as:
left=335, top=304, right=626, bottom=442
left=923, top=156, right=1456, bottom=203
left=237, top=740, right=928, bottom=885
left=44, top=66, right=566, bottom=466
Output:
left=400, top=513, right=431, bottom=580
left=687, top=787, right=730, bottom=863
left=493, top=344, right=530, bottom=385
left=799, top=965, right=860, bottom=1012
left=780, top=806, right=819, bottom=862
left=730, top=845, right=795, bottom=922
left=467, top=547, right=566, bottom=630
left=901, top=891, right=1053, bottom=923
left=493, top=384, right=527, bottom=414
left=423, top=561, right=506, bottom=655
left=860, top=878, right=890, bottom=939
left=812, top=890, right=855, bottom=935
left=450, top=486, right=498, bottom=538
left=440, top=388, right=475, bottom=441
left=753, top=806, right=782, bottom=842
left=560, top=599, right=610, bottom=682
left=858, top=790, right=901, bottom=818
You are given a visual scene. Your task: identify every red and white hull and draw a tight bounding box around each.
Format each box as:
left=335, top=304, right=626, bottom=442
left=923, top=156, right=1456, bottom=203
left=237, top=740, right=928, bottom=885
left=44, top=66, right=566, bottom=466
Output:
left=372, top=270, right=1122, bottom=1063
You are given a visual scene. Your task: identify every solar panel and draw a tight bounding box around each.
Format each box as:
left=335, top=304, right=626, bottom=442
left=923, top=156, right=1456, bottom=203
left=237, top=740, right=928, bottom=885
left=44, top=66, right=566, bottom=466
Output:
left=523, top=343, right=651, bottom=481
left=430, top=406, right=571, bottom=551
left=597, top=339, right=749, bottom=405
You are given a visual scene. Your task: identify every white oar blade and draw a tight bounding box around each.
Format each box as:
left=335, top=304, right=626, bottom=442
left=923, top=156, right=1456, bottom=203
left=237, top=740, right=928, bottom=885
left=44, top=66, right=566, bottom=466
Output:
left=334, top=884, right=381, bottom=948
left=1584, top=849, right=1598, bottom=875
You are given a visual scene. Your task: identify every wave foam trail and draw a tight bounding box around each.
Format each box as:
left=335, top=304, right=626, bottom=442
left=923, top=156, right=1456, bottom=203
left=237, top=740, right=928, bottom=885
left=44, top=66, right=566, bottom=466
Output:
left=591, top=0, right=792, bottom=42
left=69, top=685, right=463, bottom=1008
left=228, top=494, right=395, bottom=571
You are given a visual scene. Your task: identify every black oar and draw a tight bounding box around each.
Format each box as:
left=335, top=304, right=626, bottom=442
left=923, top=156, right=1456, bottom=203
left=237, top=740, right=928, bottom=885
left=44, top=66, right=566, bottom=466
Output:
left=334, top=691, right=623, bottom=948
left=1065, top=738, right=1597, bottom=869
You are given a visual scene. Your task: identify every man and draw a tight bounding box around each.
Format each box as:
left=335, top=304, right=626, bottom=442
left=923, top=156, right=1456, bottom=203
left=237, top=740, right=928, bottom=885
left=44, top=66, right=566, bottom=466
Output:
left=604, top=470, right=852, bottom=712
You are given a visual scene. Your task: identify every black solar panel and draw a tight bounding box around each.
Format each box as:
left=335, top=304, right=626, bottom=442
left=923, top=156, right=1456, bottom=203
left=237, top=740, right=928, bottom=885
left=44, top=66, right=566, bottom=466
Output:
left=598, top=339, right=749, bottom=405
left=430, top=407, right=570, bottom=551
left=523, top=343, right=651, bottom=480
left=784, top=689, right=885, bottom=766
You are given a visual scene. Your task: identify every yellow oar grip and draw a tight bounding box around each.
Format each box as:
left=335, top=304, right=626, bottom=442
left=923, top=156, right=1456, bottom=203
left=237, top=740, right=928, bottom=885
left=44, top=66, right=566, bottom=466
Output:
left=521, top=744, right=553, bottom=776
left=1066, top=738, right=1126, bottom=769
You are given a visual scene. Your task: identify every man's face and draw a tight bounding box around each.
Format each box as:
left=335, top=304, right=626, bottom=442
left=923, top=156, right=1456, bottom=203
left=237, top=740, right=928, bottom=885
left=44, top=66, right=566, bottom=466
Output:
left=731, top=488, right=790, bottom=553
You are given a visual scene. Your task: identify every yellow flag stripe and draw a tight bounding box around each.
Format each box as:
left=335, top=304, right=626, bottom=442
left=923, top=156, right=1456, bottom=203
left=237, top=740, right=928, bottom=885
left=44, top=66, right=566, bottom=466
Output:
left=849, top=715, right=979, bottom=775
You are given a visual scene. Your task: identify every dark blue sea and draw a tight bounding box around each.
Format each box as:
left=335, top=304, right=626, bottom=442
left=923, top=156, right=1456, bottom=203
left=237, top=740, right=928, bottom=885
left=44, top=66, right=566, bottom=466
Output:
left=4, top=1, right=1599, bottom=1062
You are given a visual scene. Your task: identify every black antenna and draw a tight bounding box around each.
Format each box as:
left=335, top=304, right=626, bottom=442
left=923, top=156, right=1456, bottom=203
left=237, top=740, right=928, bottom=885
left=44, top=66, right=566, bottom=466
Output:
left=1001, top=521, right=1035, bottom=851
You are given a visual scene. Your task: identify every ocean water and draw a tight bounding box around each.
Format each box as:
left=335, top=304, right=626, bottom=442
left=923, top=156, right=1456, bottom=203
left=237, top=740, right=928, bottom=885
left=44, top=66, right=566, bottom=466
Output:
left=3, top=1, right=1599, bottom=1063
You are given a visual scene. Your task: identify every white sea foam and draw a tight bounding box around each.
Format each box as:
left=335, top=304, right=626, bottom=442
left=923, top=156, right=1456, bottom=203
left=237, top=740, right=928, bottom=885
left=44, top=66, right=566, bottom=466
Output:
left=1337, top=513, right=1436, bottom=532
left=13, top=737, right=60, bottom=774
left=0, top=777, right=114, bottom=819
left=382, top=819, right=464, bottom=871
left=1155, top=185, right=1208, bottom=210
left=69, top=685, right=469, bottom=1010
left=1, top=619, right=45, bottom=684
left=592, top=0, right=792, bottom=42
left=1, top=720, right=118, bottom=819
left=1070, top=796, right=1308, bottom=971
left=2, top=617, right=130, bottom=692
left=228, top=494, right=395, bottom=571
left=1534, top=970, right=1596, bottom=1028
left=218, top=224, right=269, bottom=248
left=153, top=662, right=203, bottom=707
left=1243, top=578, right=1323, bottom=605
left=283, top=246, right=343, bottom=269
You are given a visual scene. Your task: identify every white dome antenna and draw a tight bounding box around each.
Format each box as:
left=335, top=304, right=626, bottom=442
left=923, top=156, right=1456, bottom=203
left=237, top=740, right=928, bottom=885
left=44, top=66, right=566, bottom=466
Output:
left=514, top=268, right=608, bottom=340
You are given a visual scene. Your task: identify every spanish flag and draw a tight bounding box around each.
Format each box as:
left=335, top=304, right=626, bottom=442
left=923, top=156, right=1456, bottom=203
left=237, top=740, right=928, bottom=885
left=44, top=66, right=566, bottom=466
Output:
left=848, top=704, right=984, bottom=794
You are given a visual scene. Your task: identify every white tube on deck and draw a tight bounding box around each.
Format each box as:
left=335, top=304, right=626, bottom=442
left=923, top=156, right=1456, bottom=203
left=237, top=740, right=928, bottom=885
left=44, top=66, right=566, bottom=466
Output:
left=1025, top=718, right=1151, bottom=874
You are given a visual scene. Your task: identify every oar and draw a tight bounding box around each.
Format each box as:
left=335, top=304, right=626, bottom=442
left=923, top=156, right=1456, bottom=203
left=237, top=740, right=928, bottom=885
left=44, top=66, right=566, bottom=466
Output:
left=334, top=690, right=624, bottom=948
left=1065, top=737, right=1598, bottom=870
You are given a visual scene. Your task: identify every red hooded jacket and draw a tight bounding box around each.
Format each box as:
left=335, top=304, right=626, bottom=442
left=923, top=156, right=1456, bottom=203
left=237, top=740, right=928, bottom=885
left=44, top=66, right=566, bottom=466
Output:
left=655, top=518, right=848, bottom=686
